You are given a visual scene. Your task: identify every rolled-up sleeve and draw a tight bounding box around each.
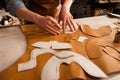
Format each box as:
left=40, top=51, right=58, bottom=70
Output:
left=5, top=0, right=26, bottom=16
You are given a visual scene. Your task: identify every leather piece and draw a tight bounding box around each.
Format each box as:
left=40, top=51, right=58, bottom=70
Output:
left=79, top=24, right=112, bottom=37
left=102, top=45, right=120, bottom=61
left=86, top=39, right=104, bottom=59
left=41, top=51, right=107, bottom=80
left=86, top=36, right=120, bottom=74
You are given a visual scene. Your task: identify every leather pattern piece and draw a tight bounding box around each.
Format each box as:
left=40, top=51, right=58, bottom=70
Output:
left=18, top=48, right=56, bottom=72
left=32, top=41, right=72, bottom=49
left=41, top=51, right=107, bottom=80
left=80, top=24, right=112, bottom=37
left=86, top=37, right=120, bottom=74
left=86, top=39, right=104, bottom=59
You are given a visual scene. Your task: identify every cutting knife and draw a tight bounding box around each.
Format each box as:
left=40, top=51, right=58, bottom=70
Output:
left=107, top=12, right=120, bottom=18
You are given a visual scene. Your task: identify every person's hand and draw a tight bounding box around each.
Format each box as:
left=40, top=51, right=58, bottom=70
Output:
left=35, top=15, right=61, bottom=35
left=59, top=5, right=76, bottom=33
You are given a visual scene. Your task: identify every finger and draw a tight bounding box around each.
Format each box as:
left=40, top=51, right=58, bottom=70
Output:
left=45, top=28, right=58, bottom=35
left=70, top=19, right=77, bottom=30
left=45, top=25, right=60, bottom=35
left=48, top=16, right=61, bottom=30
left=62, top=18, right=67, bottom=33
left=47, top=21, right=61, bottom=32
left=67, top=18, right=76, bottom=32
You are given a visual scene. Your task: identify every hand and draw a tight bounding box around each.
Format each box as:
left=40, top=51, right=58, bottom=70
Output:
left=35, top=15, right=61, bottom=35
left=59, top=5, right=76, bottom=33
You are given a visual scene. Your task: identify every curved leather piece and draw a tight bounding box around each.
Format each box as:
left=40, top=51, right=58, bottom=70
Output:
left=18, top=48, right=107, bottom=78
left=86, top=29, right=116, bottom=59
left=0, top=27, right=27, bottom=72
left=41, top=51, right=107, bottom=80
left=86, top=39, right=106, bottom=59
left=18, top=48, right=56, bottom=71
left=86, top=38, right=120, bottom=74
left=80, top=24, right=112, bottom=37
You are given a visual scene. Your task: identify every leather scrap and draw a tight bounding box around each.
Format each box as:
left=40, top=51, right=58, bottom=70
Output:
left=41, top=51, right=107, bottom=80
left=102, top=45, right=120, bottom=61
left=86, top=38, right=120, bottom=74
left=79, top=24, right=112, bottom=37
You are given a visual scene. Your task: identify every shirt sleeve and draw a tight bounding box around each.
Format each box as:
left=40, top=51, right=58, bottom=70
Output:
left=5, top=0, right=27, bottom=16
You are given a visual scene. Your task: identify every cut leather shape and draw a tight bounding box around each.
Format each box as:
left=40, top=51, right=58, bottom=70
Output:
left=51, top=41, right=72, bottom=49
left=18, top=48, right=56, bottom=72
left=80, top=24, right=112, bottom=37
left=18, top=48, right=107, bottom=78
left=41, top=51, right=107, bottom=80
left=32, top=41, right=51, bottom=49
left=86, top=38, right=120, bottom=74
left=102, top=45, right=120, bottom=61
left=0, top=27, right=27, bottom=72
left=32, top=41, right=72, bottom=49
left=86, top=39, right=105, bottom=59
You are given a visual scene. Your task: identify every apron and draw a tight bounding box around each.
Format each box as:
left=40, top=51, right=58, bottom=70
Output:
left=29, top=0, right=61, bottom=18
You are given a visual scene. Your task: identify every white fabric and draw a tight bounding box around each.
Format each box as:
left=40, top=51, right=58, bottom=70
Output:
left=0, top=27, right=27, bottom=72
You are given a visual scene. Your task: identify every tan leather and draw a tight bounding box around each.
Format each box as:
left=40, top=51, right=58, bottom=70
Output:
left=102, top=45, right=120, bottom=61
left=80, top=24, right=112, bottom=37
left=0, top=24, right=120, bottom=80
left=114, top=22, right=120, bottom=29
left=29, top=0, right=61, bottom=18
left=86, top=29, right=120, bottom=74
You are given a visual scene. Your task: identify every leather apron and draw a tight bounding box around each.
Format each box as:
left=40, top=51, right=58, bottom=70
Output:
left=29, top=0, right=61, bottom=18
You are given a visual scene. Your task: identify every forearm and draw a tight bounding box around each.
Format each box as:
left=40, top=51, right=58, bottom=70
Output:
left=5, top=0, right=26, bottom=16
left=16, top=8, right=43, bottom=23
left=61, top=0, right=74, bottom=11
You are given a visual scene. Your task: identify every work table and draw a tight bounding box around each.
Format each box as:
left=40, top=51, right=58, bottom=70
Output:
left=0, top=15, right=120, bottom=80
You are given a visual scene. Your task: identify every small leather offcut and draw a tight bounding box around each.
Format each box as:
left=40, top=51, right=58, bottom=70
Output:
left=79, top=24, right=112, bottom=37
left=102, top=45, right=120, bottom=61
